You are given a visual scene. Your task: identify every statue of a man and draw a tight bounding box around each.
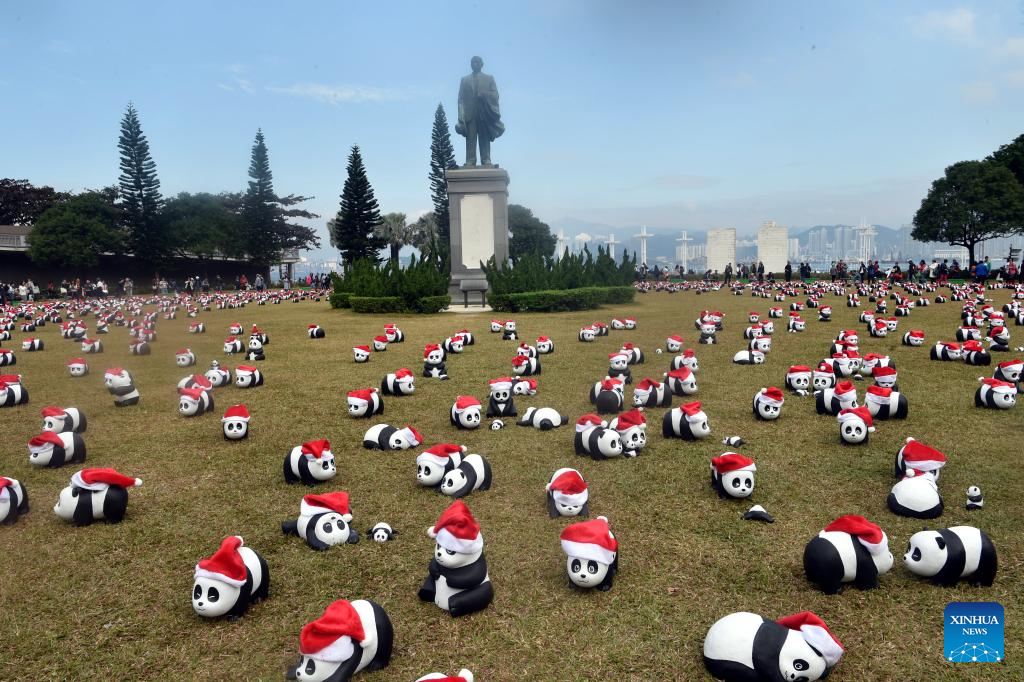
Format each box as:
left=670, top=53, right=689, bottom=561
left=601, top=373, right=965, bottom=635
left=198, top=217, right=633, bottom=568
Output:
left=455, top=56, right=504, bottom=166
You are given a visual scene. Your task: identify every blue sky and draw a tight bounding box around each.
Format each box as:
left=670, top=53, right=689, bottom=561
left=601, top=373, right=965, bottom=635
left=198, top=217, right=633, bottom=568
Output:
left=3, top=0, right=1024, bottom=249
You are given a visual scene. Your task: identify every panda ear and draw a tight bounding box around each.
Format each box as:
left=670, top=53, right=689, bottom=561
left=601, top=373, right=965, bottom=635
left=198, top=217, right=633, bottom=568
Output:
left=935, top=536, right=946, bottom=550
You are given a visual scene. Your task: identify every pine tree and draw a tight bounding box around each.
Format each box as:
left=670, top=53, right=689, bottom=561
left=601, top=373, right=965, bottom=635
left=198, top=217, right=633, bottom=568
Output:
left=117, top=103, right=164, bottom=268
left=332, top=145, right=385, bottom=265
left=429, top=104, right=457, bottom=263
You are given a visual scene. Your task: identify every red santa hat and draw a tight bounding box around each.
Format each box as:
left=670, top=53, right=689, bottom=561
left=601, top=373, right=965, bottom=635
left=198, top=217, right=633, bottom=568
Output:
left=347, top=388, right=376, bottom=406
left=625, top=316, right=637, bottom=322
left=865, top=385, right=892, bottom=406
left=711, top=453, right=756, bottom=475
left=179, top=386, right=206, bottom=403
left=907, top=329, right=924, bottom=339
left=374, top=335, right=388, bottom=344
left=820, top=305, right=832, bottom=312
left=514, top=377, right=538, bottom=393
left=960, top=340, right=982, bottom=353
left=353, top=345, right=370, bottom=354
left=679, top=401, right=706, bottom=423
left=998, top=359, right=1023, bottom=373
left=66, top=358, right=87, bottom=367
left=608, top=351, right=628, bottom=363
left=665, top=367, right=692, bottom=381
left=633, top=377, right=661, bottom=399
left=307, top=324, right=320, bottom=330
left=423, top=344, right=441, bottom=358
left=104, top=367, right=127, bottom=379
left=417, top=443, right=466, bottom=468
left=757, top=387, right=784, bottom=407
left=537, top=335, right=550, bottom=343
left=834, top=381, right=856, bottom=398
left=453, top=395, right=481, bottom=414
left=938, top=341, right=960, bottom=350
left=576, top=414, right=607, bottom=432
left=872, top=365, right=897, bottom=380
left=394, top=368, right=413, bottom=379
left=225, top=335, right=238, bottom=343
left=612, top=318, right=625, bottom=325
left=599, top=377, right=623, bottom=392
left=748, top=311, right=760, bottom=317
left=428, top=500, right=483, bottom=553
left=300, top=439, right=333, bottom=460
left=195, top=536, right=248, bottom=587
left=667, top=334, right=683, bottom=343
left=176, top=348, right=192, bottom=356
left=72, top=467, right=142, bottom=490
left=620, top=342, right=636, bottom=351
left=299, top=599, right=366, bottom=663
left=400, top=425, right=423, bottom=446
left=222, top=404, right=250, bottom=422
left=787, top=365, right=812, bottom=379
left=547, top=468, right=588, bottom=506
left=837, top=406, right=874, bottom=431
left=824, top=515, right=888, bottom=557
left=682, top=348, right=696, bottom=358
left=28, top=431, right=64, bottom=454
left=560, top=516, right=617, bottom=565
left=979, top=377, right=1017, bottom=395
left=490, top=319, right=503, bottom=325
left=511, top=355, right=530, bottom=367
left=489, top=377, right=513, bottom=392
left=236, top=365, right=258, bottom=375
left=874, top=320, right=888, bottom=331
left=776, top=612, right=844, bottom=668
left=300, top=491, right=353, bottom=521
left=41, top=406, right=67, bottom=419
left=615, top=409, right=646, bottom=431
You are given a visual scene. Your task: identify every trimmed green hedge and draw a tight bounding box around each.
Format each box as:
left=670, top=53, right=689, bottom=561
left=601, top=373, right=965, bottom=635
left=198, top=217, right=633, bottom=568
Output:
left=329, top=292, right=352, bottom=309
left=489, top=286, right=634, bottom=312
left=411, top=295, right=451, bottom=314
left=348, top=295, right=451, bottom=314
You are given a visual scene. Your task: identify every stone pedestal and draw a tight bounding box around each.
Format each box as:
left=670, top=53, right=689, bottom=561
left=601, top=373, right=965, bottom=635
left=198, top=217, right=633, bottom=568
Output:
left=446, top=166, right=509, bottom=300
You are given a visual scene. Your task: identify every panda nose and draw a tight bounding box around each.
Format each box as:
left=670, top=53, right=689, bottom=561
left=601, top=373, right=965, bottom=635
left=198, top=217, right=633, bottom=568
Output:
left=197, top=601, right=204, bottom=607
left=579, top=573, right=587, bottom=579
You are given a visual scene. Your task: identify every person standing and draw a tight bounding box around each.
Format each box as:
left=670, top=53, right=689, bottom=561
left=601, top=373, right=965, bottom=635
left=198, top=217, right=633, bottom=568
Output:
left=784, top=261, right=792, bottom=282
left=756, top=261, right=765, bottom=283
left=829, top=261, right=837, bottom=283
left=723, top=262, right=733, bottom=285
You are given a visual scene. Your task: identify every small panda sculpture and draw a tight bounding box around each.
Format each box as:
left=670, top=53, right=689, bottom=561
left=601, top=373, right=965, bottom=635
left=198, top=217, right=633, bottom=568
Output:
left=812, top=364, right=836, bottom=390
left=664, top=367, right=698, bottom=396
left=423, top=344, right=449, bottom=380
left=837, top=406, right=875, bottom=445
left=486, top=377, right=516, bottom=417
left=590, top=377, right=625, bottom=414
left=975, top=377, right=1017, bottom=409
left=574, top=414, right=624, bottom=460
left=0, top=476, right=29, bottom=524
left=204, top=360, right=231, bottom=387
left=363, top=424, right=422, bottom=451
left=515, top=342, right=535, bottom=358
left=663, top=401, right=711, bottom=440
left=966, top=485, right=984, bottom=510
left=956, top=326, right=981, bottom=342
left=750, top=335, right=772, bottom=353
left=347, top=388, right=384, bottom=419
left=417, top=500, right=494, bottom=617
left=609, top=409, right=647, bottom=457
left=633, top=377, right=671, bottom=408
left=865, top=385, right=908, bottom=419
left=818, top=306, right=832, bottom=321
left=179, top=374, right=214, bottom=393
left=454, top=329, right=472, bottom=346
left=307, top=323, right=325, bottom=339
left=245, top=337, right=266, bottom=362
left=607, top=352, right=632, bottom=384
left=384, top=323, right=404, bottom=342
left=904, top=526, right=997, bottom=587
left=223, top=336, right=243, bottom=354
left=962, top=340, right=992, bottom=366
left=353, top=345, right=371, bottom=363
left=560, top=516, right=618, bottom=591
left=931, top=341, right=962, bottom=361
left=285, top=598, right=393, bottom=681
left=889, top=470, right=944, bottom=519
left=53, top=467, right=141, bottom=526
left=188, top=322, right=205, bottom=334
left=175, top=348, right=196, bottom=367
left=871, top=365, right=899, bottom=390
left=81, top=338, right=103, bottom=354
left=449, top=396, right=482, bottom=430
left=179, top=386, right=214, bottom=417
left=372, top=335, right=389, bottom=352
left=0, top=349, right=15, bottom=367
left=546, top=468, right=589, bottom=517
left=511, top=354, right=541, bottom=376
left=380, top=368, right=415, bottom=395
left=192, top=535, right=269, bottom=620
left=104, top=367, right=140, bottom=407
left=440, top=453, right=492, bottom=498
left=732, top=350, right=765, bottom=365
left=620, top=342, right=644, bottom=365
left=803, top=515, right=894, bottom=594
left=536, top=335, right=554, bottom=354
left=416, top=443, right=466, bottom=490
left=666, top=334, right=683, bottom=353
left=703, top=611, right=844, bottom=682
left=369, top=522, right=398, bottom=542
left=0, top=378, right=28, bottom=407
left=416, top=670, right=473, bottom=682
left=578, top=326, right=597, bottom=342
left=815, top=381, right=857, bottom=415
left=27, top=431, right=86, bottom=467
left=698, top=323, right=717, bottom=345
left=443, top=335, right=464, bottom=354
left=282, top=491, right=359, bottom=550
left=710, top=453, right=756, bottom=499
left=41, top=406, right=87, bottom=434
left=222, top=404, right=250, bottom=440
left=22, top=337, right=43, bottom=351
left=284, top=439, right=337, bottom=485
left=502, top=319, right=517, bottom=340
left=752, top=387, right=784, bottom=420
left=228, top=322, right=244, bottom=335
left=784, top=366, right=812, bottom=394
left=993, top=359, right=1023, bottom=383
left=234, top=365, right=264, bottom=388
left=512, top=377, right=538, bottom=395
left=517, top=406, right=569, bottom=430
left=902, top=329, right=925, bottom=346
left=67, top=358, right=89, bottom=377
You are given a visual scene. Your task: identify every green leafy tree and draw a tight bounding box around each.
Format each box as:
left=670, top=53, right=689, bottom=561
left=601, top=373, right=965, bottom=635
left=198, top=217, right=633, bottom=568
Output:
left=162, top=192, right=245, bottom=260
left=409, top=211, right=442, bottom=263
left=989, top=133, right=1024, bottom=190
left=331, top=145, right=385, bottom=266
left=375, top=212, right=413, bottom=263
left=429, top=104, right=457, bottom=263
left=117, top=103, right=165, bottom=268
left=27, top=192, right=123, bottom=269
left=508, top=204, right=557, bottom=263
left=240, top=130, right=321, bottom=268
left=913, top=159, right=1024, bottom=263
left=0, top=179, right=70, bottom=225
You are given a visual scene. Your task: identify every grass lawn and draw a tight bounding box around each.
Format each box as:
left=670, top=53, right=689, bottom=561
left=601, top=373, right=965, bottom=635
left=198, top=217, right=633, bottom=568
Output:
left=1, top=287, right=1021, bottom=681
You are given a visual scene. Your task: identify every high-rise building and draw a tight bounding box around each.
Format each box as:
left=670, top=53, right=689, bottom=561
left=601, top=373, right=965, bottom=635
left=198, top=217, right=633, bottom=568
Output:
left=789, top=238, right=800, bottom=260
left=706, top=228, right=736, bottom=273
left=757, top=220, right=788, bottom=272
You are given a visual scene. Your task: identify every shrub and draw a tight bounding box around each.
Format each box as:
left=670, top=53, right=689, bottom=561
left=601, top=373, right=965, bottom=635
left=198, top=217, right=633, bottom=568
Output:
left=349, top=296, right=407, bottom=314
left=411, top=295, right=451, bottom=314
left=481, top=246, right=636, bottom=295
left=489, top=286, right=634, bottom=312
left=332, top=254, right=450, bottom=313
left=329, top=292, right=352, bottom=309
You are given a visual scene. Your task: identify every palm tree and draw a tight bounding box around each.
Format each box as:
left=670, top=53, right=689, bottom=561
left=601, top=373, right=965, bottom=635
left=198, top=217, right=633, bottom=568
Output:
left=409, top=212, right=441, bottom=264
left=374, top=212, right=412, bottom=263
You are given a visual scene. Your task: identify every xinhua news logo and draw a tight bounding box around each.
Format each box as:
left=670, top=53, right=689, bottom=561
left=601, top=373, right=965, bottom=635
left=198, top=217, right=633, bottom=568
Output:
left=944, top=602, right=1004, bottom=662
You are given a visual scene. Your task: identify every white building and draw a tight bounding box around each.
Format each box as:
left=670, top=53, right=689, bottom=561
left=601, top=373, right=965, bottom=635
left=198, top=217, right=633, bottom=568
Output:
left=788, top=238, right=800, bottom=260
left=757, top=221, right=788, bottom=273
left=706, top=228, right=737, bottom=274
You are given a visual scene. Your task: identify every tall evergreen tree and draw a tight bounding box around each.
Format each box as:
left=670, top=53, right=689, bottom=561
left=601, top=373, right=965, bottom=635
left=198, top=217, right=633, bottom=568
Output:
left=429, top=104, right=457, bottom=263
left=240, top=130, right=320, bottom=268
left=117, top=103, right=164, bottom=268
left=331, top=145, right=385, bottom=265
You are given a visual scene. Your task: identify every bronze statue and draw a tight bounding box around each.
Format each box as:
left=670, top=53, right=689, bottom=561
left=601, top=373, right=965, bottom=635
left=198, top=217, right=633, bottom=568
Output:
left=456, top=56, right=504, bottom=166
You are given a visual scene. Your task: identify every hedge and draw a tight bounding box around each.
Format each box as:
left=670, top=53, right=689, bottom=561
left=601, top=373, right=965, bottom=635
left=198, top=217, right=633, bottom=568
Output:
left=348, top=295, right=451, bottom=314
left=411, top=295, right=451, bottom=314
left=329, top=292, right=352, bottom=309
left=489, top=286, right=634, bottom=312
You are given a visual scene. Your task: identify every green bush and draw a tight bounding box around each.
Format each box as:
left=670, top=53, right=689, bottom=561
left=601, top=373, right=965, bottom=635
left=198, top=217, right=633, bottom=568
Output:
left=490, top=286, right=634, bottom=312
left=481, top=246, right=636, bottom=295
left=329, top=292, right=352, bottom=309
left=332, top=255, right=450, bottom=313
left=411, top=295, right=451, bottom=314
left=349, top=296, right=407, bottom=314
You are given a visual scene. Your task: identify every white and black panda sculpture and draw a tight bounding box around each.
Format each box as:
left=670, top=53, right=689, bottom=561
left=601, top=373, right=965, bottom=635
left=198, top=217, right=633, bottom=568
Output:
left=347, top=388, right=384, bottom=419
left=450, top=396, right=483, bottom=429
left=204, top=360, right=231, bottom=387
left=666, top=334, right=684, bottom=353
left=931, top=341, right=962, bottom=361
left=815, top=381, right=857, bottom=415
left=663, top=401, right=711, bottom=440
left=732, top=350, right=765, bottom=365
left=517, top=406, right=569, bottom=430
left=284, top=439, right=337, bottom=485
left=670, top=348, right=699, bottom=373
left=703, top=611, right=844, bottom=682
left=222, top=404, right=250, bottom=440
left=223, top=336, right=244, bottom=354
left=994, top=359, right=1023, bottom=383
left=546, top=468, right=589, bottom=517
left=633, top=377, right=671, bottom=407
left=67, top=358, right=89, bottom=377
left=245, top=336, right=266, bottom=362
left=423, top=344, right=449, bottom=380
left=609, top=409, right=647, bottom=457
left=41, top=406, right=87, bottom=433
left=486, top=377, right=516, bottom=417
left=444, top=335, right=464, bottom=355
left=620, top=342, right=644, bottom=365
left=380, top=368, right=415, bottom=395
left=502, top=319, right=517, bottom=340
left=864, top=385, right=907, bottom=419
left=363, top=424, right=423, bottom=451
left=752, top=387, right=784, bottom=421
left=812, top=364, right=836, bottom=391
left=590, top=377, right=625, bottom=414
left=372, top=335, right=388, bottom=352
left=307, top=323, right=325, bottom=339
left=0, top=476, right=29, bottom=524
left=784, top=366, right=812, bottom=394
left=22, top=337, right=43, bottom=351
left=440, top=453, right=492, bottom=498
left=975, top=377, right=1017, bottom=409
left=607, top=352, right=631, bottom=384
left=0, top=349, right=16, bottom=367
left=384, top=323, right=404, bottom=342
left=81, top=338, right=103, bottom=354
left=192, top=535, right=269, bottom=620
left=369, top=522, right=398, bottom=542
left=663, top=367, right=698, bottom=396
left=710, top=453, right=756, bottom=499
left=179, top=386, right=214, bottom=417
left=282, top=491, right=359, bottom=550
left=560, top=516, right=618, bottom=591
left=578, top=326, right=597, bottom=342
left=803, top=515, right=894, bottom=594
left=415, top=669, right=473, bottom=682
left=956, top=325, right=982, bottom=342
left=904, top=526, right=997, bottom=587
left=175, top=348, right=196, bottom=367
left=235, top=365, right=264, bottom=388
left=837, top=407, right=875, bottom=445
left=27, top=431, right=86, bottom=467
left=512, top=377, right=538, bottom=396
left=961, top=340, right=992, bottom=366
left=417, top=500, right=493, bottom=617
left=515, top=342, right=535, bottom=358
left=902, top=329, right=925, bottom=346
left=536, top=335, right=554, bottom=354
left=285, top=598, right=393, bottom=682
left=573, top=414, right=624, bottom=460
left=0, top=377, right=28, bottom=407
left=188, top=322, right=205, bottom=334
left=416, top=444, right=466, bottom=490
left=53, top=467, right=141, bottom=526
left=353, top=345, right=371, bottom=363
left=510, top=354, right=540, bottom=377
left=128, top=339, right=151, bottom=356
left=889, top=471, right=944, bottom=519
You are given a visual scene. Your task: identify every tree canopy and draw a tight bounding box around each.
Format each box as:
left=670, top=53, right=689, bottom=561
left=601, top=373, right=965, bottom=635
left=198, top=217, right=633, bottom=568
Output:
left=375, top=212, right=413, bottom=263
left=27, top=192, right=123, bottom=269
left=331, top=145, right=385, bottom=265
left=162, top=192, right=245, bottom=260
left=508, top=204, right=557, bottom=263
left=0, top=179, right=70, bottom=225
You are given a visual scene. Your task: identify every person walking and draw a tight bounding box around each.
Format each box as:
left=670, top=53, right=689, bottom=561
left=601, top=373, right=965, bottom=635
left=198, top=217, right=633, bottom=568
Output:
left=829, top=261, right=837, bottom=283
left=784, top=261, right=792, bottom=282
left=723, top=263, right=733, bottom=285
left=756, top=261, right=765, bottom=283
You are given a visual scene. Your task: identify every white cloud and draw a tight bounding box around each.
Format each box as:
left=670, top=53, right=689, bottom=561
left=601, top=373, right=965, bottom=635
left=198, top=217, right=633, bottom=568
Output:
left=235, top=78, right=254, bottom=94
left=266, top=82, right=413, bottom=104
left=961, top=80, right=997, bottom=104
left=910, top=7, right=977, bottom=44
left=217, top=83, right=234, bottom=92
left=1006, top=69, right=1024, bottom=87
left=723, top=71, right=756, bottom=88
left=993, top=37, right=1024, bottom=60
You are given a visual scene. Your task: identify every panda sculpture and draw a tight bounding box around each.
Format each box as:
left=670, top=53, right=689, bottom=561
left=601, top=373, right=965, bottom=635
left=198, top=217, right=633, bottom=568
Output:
left=511, top=354, right=541, bottom=377
left=67, top=358, right=89, bottom=377
left=930, top=341, right=962, bottom=361
left=353, top=345, right=371, bottom=363
left=536, top=335, right=554, bottom=354
left=27, top=431, right=86, bottom=467
left=664, top=367, right=698, bottom=396
left=486, top=378, right=516, bottom=418
left=710, top=453, right=756, bottom=499
left=205, top=360, right=231, bottom=387
left=666, top=335, right=684, bottom=353
left=560, top=516, right=618, bottom=591
left=176, top=348, right=196, bottom=367
left=380, top=368, right=415, bottom=395
left=282, top=491, right=359, bottom=550
left=812, top=365, right=836, bottom=391
left=573, top=414, right=624, bottom=460
left=988, top=326, right=1011, bottom=352
left=0, top=378, right=28, bottom=407
left=224, top=336, right=244, bottom=354
left=444, top=335, right=464, bottom=355
left=363, top=424, right=423, bottom=451
left=439, top=453, right=492, bottom=498
left=128, top=339, right=150, bottom=355
left=994, top=359, right=1023, bottom=384
left=956, top=326, right=981, bottom=342
left=869, top=320, right=888, bottom=338
left=633, top=377, right=671, bottom=408
left=743, top=324, right=763, bottom=340
left=284, top=598, right=393, bottom=681
left=698, top=323, right=717, bottom=345
left=453, top=329, right=472, bottom=346
left=234, top=365, right=264, bottom=388
left=864, top=385, right=908, bottom=419
left=606, top=352, right=631, bottom=384
left=619, top=342, right=644, bottom=365
left=961, top=340, right=992, bottom=366
left=671, top=348, right=699, bottom=373
left=228, top=322, right=244, bottom=335
left=192, top=536, right=269, bottom=620
left=416, top=670, right=473, bottom=682
left=347, top=388, right=384, bottom=419
left=178, top=386, right=214, bottom=417
left=41, top=406, right=87, bottom=434
left=903, top=329, right=925, bottom=346
left=815, top=381, right=857, bottom=415
left=0, top=477, right=29, bottom=524
left=703, top=611, right=844, bottom=682
left=975, top=378, right=1017, bottom=409
left=889, top=471, right=943, bottom=519
left=515, top=342, right=535, bottom=358
left=245, top=337, right=266, bottom=362
left=904, top=526, right=997, bottom=587
left=423, top=344, right=449, bottom=380
left=369, top=522, right=399, bottom=542
left=663, top=401, right=711, bottom=440
left=517, top=406, right=568, bottom=430
left=53, top=467, right=141, bottom=526
left=502, top=320, right=517, bottom=340
left=222, top=404, right=250, bottom=440
left=578, top=326, right=597, bottom=342
left=546, top=468, right=590, bottom=518
left=188, top=322, right=205, bottom=334
left=837, top=406, right=875, bottom=445
left=384, top=323, right=404, bottom=342
left=82, top=338, right=103, bottom=354
left=803, top=515, right=894, bottom=594
left=416, top=444, right=466, bottom=490
left=589, top=378, right=625, bottom=414
left=417, top=500, right=493, bottom=617
left=732, top=350, right=765, bottom=365
left=22, top=338, right=43, bottom=351
left=307, top=324, right=325, bottom=339
left=752, top=387, right=785, bottom=421
left=284, top=439, right=337, bottom=485
left=0, top=349, right=15, bottom=367
left=784, top=366, right=812, bottom=394
left=512, top=377, right=538, bottom=396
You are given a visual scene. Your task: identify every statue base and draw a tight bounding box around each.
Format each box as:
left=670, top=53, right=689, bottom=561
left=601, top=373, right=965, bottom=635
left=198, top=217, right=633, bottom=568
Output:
left=446, top=166, right=510, bottom=301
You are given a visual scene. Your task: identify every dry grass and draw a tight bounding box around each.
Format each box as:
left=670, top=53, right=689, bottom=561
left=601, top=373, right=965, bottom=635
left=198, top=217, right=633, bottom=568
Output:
left=0, top=288, right=1021, bottom=681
